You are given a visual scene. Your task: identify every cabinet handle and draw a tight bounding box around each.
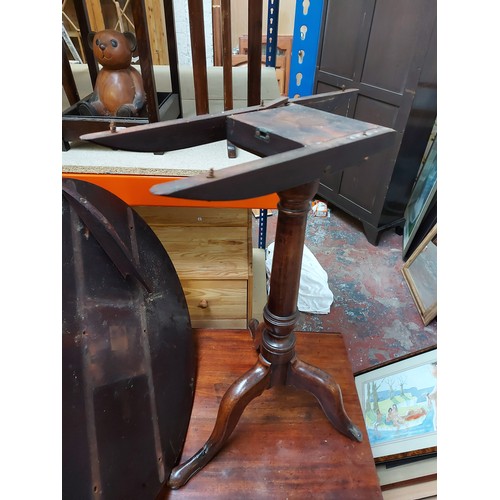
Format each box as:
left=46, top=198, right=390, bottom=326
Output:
left=198, top=299, right=209, bottom=309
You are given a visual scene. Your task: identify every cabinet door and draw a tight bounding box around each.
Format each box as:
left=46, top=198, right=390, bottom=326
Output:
left=315, top=0, right=436, bottom=237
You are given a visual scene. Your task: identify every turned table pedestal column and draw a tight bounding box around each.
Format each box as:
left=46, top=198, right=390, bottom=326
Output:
left=168, top=180, right=362, bottom=489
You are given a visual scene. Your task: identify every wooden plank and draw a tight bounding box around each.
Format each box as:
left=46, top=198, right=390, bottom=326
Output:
left=188, top=0, right=209, bottom=115
left=151, top=226, right=249, bottom=279
left=62, top=41, right=80, bottom=106
left=221, top=0, right=233, bottom=110
left=165, top=330, right=382, bottom=498
left=145, top=0, right=167, bottom=64
left=134, top=206, right=249, bottom=227
left=163, top=0, right=181, bottom=98
left=75, top=0, right=100, bottom=85
left=131, top=0, right=160, bottom=123
left=83, top=0, right=105, bottom=32
left=247, top=0, right=263, bottom=106
left=212, top=0, right=223, bottom=66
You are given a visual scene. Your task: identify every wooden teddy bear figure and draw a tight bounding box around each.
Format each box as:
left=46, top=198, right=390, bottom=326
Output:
left=79, top=30, right=146, bottom=117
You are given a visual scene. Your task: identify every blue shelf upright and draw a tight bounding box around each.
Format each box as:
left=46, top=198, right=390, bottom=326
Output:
left=258, top=0, right=282, bottom=249
left=288, top=0, right=324, bottom=98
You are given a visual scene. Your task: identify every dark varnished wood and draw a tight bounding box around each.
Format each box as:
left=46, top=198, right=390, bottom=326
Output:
left=188, top=0, right=209, bottom=115
left=62, top=41, right=80, bottom=107
left=287, top=357, right=362, bottom=441
left=131, top=0, right=160, bottom=123
left=167, top=182, right=362, bottom=489
left=168, top=356, right=272, bottom=489
left=163, top=0, right=181, bottom=97
left=81, top=96, right=395, bottom=495
left=72, top=0, right=99, bottom=85
left=221, top=0, right=233, bottom=111
left=162, top=329, right=382, bottom=499
left=247, top=0, right=263, bottom=106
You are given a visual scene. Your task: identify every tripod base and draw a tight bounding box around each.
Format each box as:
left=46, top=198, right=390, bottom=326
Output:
left=168, top=323, right=362, bottom=490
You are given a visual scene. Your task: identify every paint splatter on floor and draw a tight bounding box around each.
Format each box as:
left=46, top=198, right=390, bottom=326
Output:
left=253, top=207, right=437, bottom=374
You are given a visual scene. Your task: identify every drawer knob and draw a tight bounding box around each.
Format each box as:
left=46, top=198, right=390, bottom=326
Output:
left=198, top=299, right=209, bottom=309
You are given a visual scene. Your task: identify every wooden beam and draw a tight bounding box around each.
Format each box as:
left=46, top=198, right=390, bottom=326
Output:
left=212, top=0, right=223, bottom=66
left=84, top=0, right=105, bottom=31
left=145, top=0, right=168, bottom=64
left=221, top=0, right=233, bottom=110
left=74, top=0, right=99, bottom=85
left=247, top=0, right=263, bottom=106
left=131, top=0, right=160, bottom=122
left=163, top=0, right=182, bottom=112
left=62, top=40, right=80, bottom=106
left=188, top=0, right=210, bottom=115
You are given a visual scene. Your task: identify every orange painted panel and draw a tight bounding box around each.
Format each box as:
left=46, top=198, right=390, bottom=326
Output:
left=62, top=173, right=279, bottom=209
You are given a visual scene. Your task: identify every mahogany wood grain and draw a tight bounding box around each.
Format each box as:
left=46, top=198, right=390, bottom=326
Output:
left=221, top=0, right=233, bottom=111
left=188, top=0, right=210, bottom=115
left=131, top=0, right=160, bottom=122
left=163, top=0, right=181, bottom=97
left=62, top=41, right=80, bottom=106
left=72, top=0, right=99, bottom=85
left=212, top=0, right=223, bottom=67
left=162, top=329, right=382, bottom=499
left=247, top=0, right=263, bottom=106
left=166, top=182, right=363, bottom=491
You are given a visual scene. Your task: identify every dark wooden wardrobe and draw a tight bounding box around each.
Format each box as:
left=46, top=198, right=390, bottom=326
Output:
left=314, top=0, right=437, bottom=244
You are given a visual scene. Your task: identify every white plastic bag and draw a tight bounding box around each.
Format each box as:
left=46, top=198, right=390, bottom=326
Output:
left=265, top=243, right=334, bottom=314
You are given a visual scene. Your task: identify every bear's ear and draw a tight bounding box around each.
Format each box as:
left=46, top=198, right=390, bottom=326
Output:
left=87, top=31, right=96, bottom=49
left=123, top=32, right=137, bottom=52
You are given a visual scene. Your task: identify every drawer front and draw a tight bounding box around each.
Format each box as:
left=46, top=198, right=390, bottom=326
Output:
left=134, top=206, right=249, bottom=227
left=150, top=226, right=249, bottom=279
left=181, top=279, right=248, bottom=329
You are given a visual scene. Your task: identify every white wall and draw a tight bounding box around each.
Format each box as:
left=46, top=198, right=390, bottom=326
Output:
left=173, top=0, right=214, bottom=66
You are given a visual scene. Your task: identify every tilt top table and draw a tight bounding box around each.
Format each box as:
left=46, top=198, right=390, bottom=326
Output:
left=82, top=91, right=396, bottom=489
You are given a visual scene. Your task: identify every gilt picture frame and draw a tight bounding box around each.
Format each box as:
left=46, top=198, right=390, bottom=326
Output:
left=402, top=225, right=437, bottom=325
left=355, top=347, right=437, bottom=464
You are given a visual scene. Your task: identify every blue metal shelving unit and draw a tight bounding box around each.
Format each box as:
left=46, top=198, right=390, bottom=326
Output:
left=288, top=0, right=324, bottom=98
left=257, top=0, right=324, bottom=248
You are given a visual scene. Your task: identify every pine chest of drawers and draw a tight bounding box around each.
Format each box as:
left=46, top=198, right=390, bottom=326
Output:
left=134, top=206, right=253, bottom=329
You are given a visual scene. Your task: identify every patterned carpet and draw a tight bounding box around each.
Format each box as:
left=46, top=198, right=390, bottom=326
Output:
left=253, top=205, right=437, bottom=374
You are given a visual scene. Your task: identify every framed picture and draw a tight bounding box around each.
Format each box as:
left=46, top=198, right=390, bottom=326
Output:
left=402, top=225, right=437, bottom=325
left=403, top=135, right=437, bottom=258
left=355, top=347, right=437, bottom=464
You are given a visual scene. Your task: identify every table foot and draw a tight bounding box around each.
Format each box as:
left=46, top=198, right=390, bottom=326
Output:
left=168, top=356, right=272, bottom=489
left=287, top=357, right=363, bottom=442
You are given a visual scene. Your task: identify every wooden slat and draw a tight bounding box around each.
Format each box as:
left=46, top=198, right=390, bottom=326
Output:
left=62, top=40, right=80, bottom=106
left=164, top=330, right=383, bottom=498
left=134, top=206, right=249, bottom=227
left=145, top=0, right=167, bottom=64
left=212, top=0, right=222, bottom=66
left=151, top=226, right=249, bottom=279
left=83, top=0, right=105, bottom=32
left=163, top=0, right=181, bottom=99
left=188, top=0, right=209, bottom=115
left=74, top=0, right=99, bottom=85
left=221, top=0, right=233, bottom=110
left=247, top=0, right=263, bottom=106
left=131, top=0, right=160, bottom=123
